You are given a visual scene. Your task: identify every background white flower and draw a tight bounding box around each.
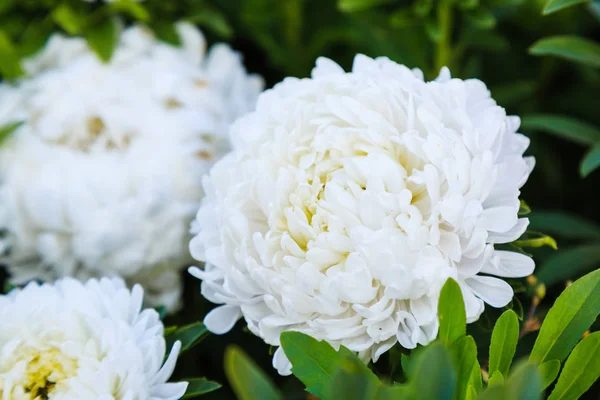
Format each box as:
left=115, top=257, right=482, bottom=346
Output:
left=0, top=277, right=187, bottom=399
left=189, top=55, right=535, bottom=374
left=0, top=23, right=263, bottom=312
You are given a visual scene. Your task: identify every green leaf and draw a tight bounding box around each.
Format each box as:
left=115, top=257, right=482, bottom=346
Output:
left=280, top=331, right=353, bottom=400
left=539, top=360, right=561, bottom=390
left=376, top=385, right=410, bottom=400
left=519, top=200, right=532, bottom=216
left=224, top=345, right=283, bottom=400
left=528, top=211, right=600, bottom=240
left=331, top=354, right=383, bottom=400
left=542, top=0, right=589, bottom=15
left=187, top=8, right=233, bottom=39
left=0, top=30, right=23, bottom=79
left=86, top=18, right=119, bottom=62
left=514, top=231, right=558, bottom=250
left=411, top=343, right=456, bottom=400
left=488, top=371, right=505, bottom=387
left=163, top=325, right=177, bottom=336
left=548, top=331, right=600, bottom=400
left=537, top=245, right=600, bottom=287
left=530, top=36, right=600, bottom=68
left=489, top=310, right=519, bottom=378
left=466, top=8, right=497, bottom=29
left=477, top=385, right=508, bottom=400
left=401, top=353, right=415, bottom=378
left=414, top=0, right=433, bottom=17
left=451, top=336, right=482, bottom=400
left=530, top=269, right=600, bottom=364
left=52, top=2, right=85, bottom=35
left=520, top=114, right=600, bottom=146
left=338, top=0, right=393, bottom=12
left=165, top=322, right=209, bottom=354
left=466, top=385, right=478, bottom=400
left=505, top=360, right=543, bottom=399
left=183, top=377, right=222, bottom=398
left=152, top=22, right=181, bottom=46
left=580, top=143, right=600, bottom=177
left=438, top=278, right=467, bottom=345
left=0, top=121, right=23, bottom=144
left=109, top=0, right=150, bottom=21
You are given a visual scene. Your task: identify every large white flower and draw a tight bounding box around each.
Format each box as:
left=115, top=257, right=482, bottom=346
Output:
left=0, top=277, right=187, bottom=399
left=0, top=23, right=263, bottom=311
left=189, top=55, right=535, bottom=374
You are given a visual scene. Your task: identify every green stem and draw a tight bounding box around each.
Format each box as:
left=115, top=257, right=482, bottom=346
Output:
left=435, top=0, right=453, bottom=73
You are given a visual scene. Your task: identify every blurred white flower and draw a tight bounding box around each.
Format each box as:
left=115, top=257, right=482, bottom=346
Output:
left=0, top=277, right=187, bottom=399
left=0, top=23, right=263, bottom=312
left=189, top=55, right=535, bottom=374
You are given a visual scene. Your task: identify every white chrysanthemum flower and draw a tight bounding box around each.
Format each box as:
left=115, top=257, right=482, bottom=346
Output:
left=0, top=23, right=263, bottom=312
left=0, top=277, right=187, bottom=399
left=189, top=55, right=535, bottom=374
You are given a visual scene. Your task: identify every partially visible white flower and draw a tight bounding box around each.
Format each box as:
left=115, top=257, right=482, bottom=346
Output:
left=0, top=23, right=263, bottom=312
left=0, top=277, right=187, bottom=399
left=189, top=55, right=535, bottom=375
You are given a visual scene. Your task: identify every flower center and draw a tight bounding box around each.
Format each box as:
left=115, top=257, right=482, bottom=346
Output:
left=1, top=346, right=78, bottom=399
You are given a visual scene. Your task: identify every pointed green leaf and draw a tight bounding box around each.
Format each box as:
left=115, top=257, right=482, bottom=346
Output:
left=338, top=0, right=393, bottom=12
left=411, top=343, right=457, bottom=400
left=331, top=355, right=381, bottom=400
left=489, top=371, right=505, bottom=387
left=466, top=385, right=478, bottom=400
left=580, top=144, right=600, bottom=177
left=86, top=18, right=119, bottom=62
left=225, top=346, right=282, bottom=400
left=519, top=200, right=531, bottom=216
left=451, top=336, right=482, bottom=400
left=528, top=211, right=600, bottom=240
left=183, top=377, right=222, bottom=398
left=542, top=0, right=589, bottom=15
left=514, top=231, right=557, bottom=250
left=0, top=121, right=22, bottom=144
left=109, top=0, right=150, bottom=21
left=548, top=331, right=600, bottom=400
left=489, top=310, right=519, bottom=377
left=521, top=114, right=600, bottom=146
left=530, top=36, right=600, bottom=68
left=376, top=385, right=410, bottom=400
left=165, top=322, right=208, bottom=354
left=477, top=385, right=508, bottom=400
left=530, top=269, right=600, bottom=364
left=280, top=331, right=354, bottom=400
left=52, top=2, right=85, bottom=35
left=537, top=246, right=600, bottom=287
left=539, top=360, right=561, bottom=390
left=438, top=278, right=467, bottom=345
left=401, top=353, right=415, bottom=379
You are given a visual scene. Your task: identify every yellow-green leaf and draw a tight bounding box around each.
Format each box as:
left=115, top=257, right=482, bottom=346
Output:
left=521, top=114, right=600, bottom=146
left=548, top=331, right=600, bottom=400
left=489, top=310, right=519, bottom=377
left=182, top=377, right=221, bottom=398
left=542, top=0, right=589, bottom=15
left=411, top=343, right=457, bottom=400
left=86, top=18, right=119, bottom=62
left=438, top=278, right=467, bottom=345
left=539, top=360, right=561, bottom=390
left=530, top=269, right=600, bottom=364
left=451, top=336, right=482, bottom=400
left=580, top=143, right=600, bottom=177
left=224, top=346, right=282, bottom=400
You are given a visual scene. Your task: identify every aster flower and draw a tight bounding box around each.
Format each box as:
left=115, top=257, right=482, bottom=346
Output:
left=189, top=55, right=535, bottom=374
left=0, top=23, right=263, bottom=311
left=0, top=276, right=187, bottom=399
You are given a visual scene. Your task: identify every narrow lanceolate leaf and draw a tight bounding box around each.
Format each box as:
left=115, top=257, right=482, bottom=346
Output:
left=165, top=322, right=208, bottom=353
left=548, top=331, right=600, bottom=400
left=338, top=0, right=393, bottom=12
left=513, top=231, right=557, bottom=250
left=438, top=278, right=466, bottom=345
left=280, top=331, right=351, bottom=400
left=530, top=269, right=600, bottom=364
left=506, top=360, right=543, bottom=400
left=224, top=346, right=282, bottom=400
left=537, top=246, right=600, bottom=287
left=530, top=36, right=600, bottom=68
left=411, top=343, right=456, bottom=400
left=580, top=144, right=600, bottom=177
left=488, top=371, right=505, bottom=387
left=86, top=18, right=120, bottom=62
left=542, top=0, right=589, bottom=15
left=451, top=336, right=482, bottom=400
left=489, top=310, right=519, bottom=377
left=528, top=211, right=600, bottom=240
left=182, top=378, right=222, bottom=398
left=0, top=30, right=23, bottom=79
left=521, top=114, right=600, bottom=146
left=539, top=360, right=561, bottom=390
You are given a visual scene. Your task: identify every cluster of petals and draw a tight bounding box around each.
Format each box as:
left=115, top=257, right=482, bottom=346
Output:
left=189, top=55, right=535, bottom=374
left=0, top=277, right=186, bottom=399
left=0, top=23, right=263, bottom=311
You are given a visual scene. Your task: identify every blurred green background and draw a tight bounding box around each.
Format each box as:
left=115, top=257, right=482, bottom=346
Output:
left=2, top=0, right=600, bottom=398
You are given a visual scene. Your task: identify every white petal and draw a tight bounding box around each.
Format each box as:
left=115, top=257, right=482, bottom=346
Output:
left=465, top=276, right=513, bottom=308
left=204, top=305, right=242, bottom=334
